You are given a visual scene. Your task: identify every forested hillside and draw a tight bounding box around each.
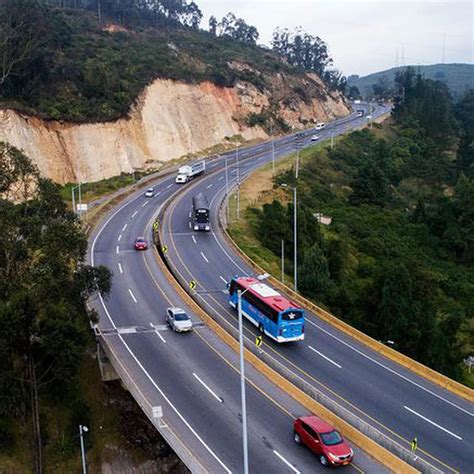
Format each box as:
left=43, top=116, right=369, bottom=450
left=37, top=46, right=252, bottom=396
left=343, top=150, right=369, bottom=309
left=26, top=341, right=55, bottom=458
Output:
left=248, top=69, right=474, bottom=382
left=0, top=0, right=346, bottom=123
left=347, top=63, right=474, bottom=100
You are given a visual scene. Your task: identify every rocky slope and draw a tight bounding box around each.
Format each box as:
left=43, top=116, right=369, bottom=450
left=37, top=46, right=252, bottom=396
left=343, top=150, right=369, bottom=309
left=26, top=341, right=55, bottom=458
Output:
left=0, top=75, right=349, bottom=184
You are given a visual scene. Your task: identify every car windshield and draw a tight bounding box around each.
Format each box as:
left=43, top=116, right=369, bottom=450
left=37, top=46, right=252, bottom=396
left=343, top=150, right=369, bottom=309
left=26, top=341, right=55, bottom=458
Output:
left=147, top=189, right=153, bottom=193
left=320, top=430, right=343, bottom=446
left=136, top=238, right=145, bottom=243
left=174, top=312, right=189, bottom=321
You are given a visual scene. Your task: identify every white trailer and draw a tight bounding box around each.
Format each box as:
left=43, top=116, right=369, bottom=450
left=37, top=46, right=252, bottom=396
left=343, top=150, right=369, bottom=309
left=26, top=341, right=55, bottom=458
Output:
left=175, top=160, right=206, bottom=183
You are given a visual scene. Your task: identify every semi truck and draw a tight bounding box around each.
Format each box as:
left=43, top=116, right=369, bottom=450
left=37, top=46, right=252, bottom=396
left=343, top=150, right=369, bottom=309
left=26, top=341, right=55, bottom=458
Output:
left=176, top=160, right=206, bottom=183
left=192, top=193, right=210, bottom=231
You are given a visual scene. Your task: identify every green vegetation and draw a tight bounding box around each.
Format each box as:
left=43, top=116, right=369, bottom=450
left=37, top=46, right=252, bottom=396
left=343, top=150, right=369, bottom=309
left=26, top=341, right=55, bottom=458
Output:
left=234, top=74, right=474, bottom=384
left=347, top=63, right=474, bottom=99
left=0, top=143, right=112, bottom=470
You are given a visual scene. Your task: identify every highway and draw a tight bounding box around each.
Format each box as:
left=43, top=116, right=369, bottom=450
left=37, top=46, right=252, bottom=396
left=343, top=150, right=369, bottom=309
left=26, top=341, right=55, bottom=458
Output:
left=159, top=107, right=474, bottom=473
left=88, top=113, right=390, bottom=473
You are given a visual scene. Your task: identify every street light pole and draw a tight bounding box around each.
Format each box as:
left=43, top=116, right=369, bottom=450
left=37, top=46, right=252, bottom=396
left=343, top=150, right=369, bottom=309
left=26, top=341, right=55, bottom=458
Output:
left=281, top=183, right=298, bottom=292
left=293, top=186, right=297, bottom=292
left=236, top=146, right=240, bottom=220
left=224, top=155, right=229, bottom=223
left=79, top=425, right=88, bottom=474
left=237, top=290, right=249, bottom=474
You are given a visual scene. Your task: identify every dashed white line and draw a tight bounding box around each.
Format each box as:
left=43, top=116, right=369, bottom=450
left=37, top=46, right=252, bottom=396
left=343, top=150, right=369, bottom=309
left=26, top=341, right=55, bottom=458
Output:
left=156, top=191, right=161, bottom=196
left=193, top=373, right=223, bottom=403
left=311, top=321, right=474, bottom=416
left=116, top=245, right=120, bottom=254
left=122, top=224, right=127, bottom=232
left=118, top=234, right=122, bottom=241
left=192, top=235, right=197, bottom=244
left=404, top=406, right=463, bottom=440
left=308, top=346, right=341, bottom=368
left=200, top=251, right=209, bottom=263
left=219, top=275, right=227, bottom=284
left=131, top=210, right=138, bottom=218
left=155, top=329, right=166, bottom=343
left=273, top=450, right=300, bottom=474
left=218, top=176, right=224, bottom=181
left=166, top=183, right=173, bottom=189
left=188, top=222, right=192, bottom=229
left=118, top=263, right=123, bottom=274
left=128, top=289, right=138, bottom=303
left=188, top=211, right=192, bottom=218
left=142, top=201, right=149, bottom=207
left=206, top=184, right=213, bottom=189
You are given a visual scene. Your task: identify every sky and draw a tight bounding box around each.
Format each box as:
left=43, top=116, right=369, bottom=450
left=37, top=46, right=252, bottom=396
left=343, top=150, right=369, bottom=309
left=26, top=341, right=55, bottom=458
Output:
left=197, top=0, right=474, bottom=77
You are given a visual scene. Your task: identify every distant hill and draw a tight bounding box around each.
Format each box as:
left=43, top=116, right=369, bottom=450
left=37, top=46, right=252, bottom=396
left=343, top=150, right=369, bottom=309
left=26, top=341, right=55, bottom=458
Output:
left=347, top=64, right=474, bottom=99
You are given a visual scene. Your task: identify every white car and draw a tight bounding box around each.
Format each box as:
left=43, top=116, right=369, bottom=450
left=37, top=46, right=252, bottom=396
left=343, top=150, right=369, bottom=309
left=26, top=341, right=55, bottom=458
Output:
left=144, top=188, right=154, bottom=198
left=315, top=122, right=326, bottom=131
left=310, top=135, right=320, bottom=141
left=166, top=307, right=193, bottom=332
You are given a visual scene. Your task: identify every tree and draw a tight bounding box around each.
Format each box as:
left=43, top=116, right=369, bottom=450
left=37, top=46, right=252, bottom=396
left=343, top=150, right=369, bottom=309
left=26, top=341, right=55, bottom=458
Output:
left=0, top=143, right=111, bottom=471
left=208, top=14, right=217, bottom=35
left=347, top=85, right=360, bottom=100
left=217, top=12, right=259, bottom=44
left=299, top=242, right=332, bottom=300
left=350, top=160, right=390, bottom=206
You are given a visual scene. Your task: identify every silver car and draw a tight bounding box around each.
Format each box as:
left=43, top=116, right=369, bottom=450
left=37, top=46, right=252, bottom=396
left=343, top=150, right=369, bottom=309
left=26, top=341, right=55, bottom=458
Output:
left=166, top=307, right=193, bottom=332
left=144, top=188, right=154, bottom=197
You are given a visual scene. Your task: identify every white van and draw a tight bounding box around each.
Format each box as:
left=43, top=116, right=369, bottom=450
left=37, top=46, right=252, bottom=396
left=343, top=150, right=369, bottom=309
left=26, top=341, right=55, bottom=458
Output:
left=315, top=122, right=326, bottom=131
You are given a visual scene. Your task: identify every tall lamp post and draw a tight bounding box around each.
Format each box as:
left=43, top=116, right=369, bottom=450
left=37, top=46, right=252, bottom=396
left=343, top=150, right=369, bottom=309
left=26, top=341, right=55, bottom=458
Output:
left=79, top=425, right=89, bottom=474
left=281, top=183, right=297, bottom=292
left=237, top=273, right=269, bottom=474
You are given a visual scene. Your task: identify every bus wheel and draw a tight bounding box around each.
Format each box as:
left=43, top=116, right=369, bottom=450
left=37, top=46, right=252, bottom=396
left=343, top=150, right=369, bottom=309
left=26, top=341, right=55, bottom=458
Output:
left=258, top=324, right=264, bottom=334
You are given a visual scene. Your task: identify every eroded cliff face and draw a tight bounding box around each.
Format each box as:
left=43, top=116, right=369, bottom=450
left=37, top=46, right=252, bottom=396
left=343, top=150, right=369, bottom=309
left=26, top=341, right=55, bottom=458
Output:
left=0, top=77, right=350, bottom=184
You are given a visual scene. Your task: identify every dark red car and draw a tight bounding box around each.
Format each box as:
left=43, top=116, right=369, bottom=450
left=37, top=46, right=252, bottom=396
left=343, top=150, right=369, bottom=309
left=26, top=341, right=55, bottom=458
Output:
left=134, top=237, right=148, bottom=251
left=293, top=415, right=353, bottom=467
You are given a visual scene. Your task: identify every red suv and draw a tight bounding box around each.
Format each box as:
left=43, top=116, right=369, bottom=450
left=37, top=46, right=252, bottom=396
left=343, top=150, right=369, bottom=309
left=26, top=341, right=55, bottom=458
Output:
left=293, top=415, right=353, bottom=467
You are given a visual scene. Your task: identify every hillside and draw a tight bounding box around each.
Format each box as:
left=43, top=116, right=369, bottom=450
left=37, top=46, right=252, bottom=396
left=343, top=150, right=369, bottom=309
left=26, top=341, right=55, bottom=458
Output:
left=0, top=3, right=350, bottom=183
left=348, top=63, right=474, bottom=98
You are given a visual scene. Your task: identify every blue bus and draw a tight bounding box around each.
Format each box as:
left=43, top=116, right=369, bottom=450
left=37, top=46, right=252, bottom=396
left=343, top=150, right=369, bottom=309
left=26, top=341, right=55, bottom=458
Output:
left=228, top=277, right=304, bottom=342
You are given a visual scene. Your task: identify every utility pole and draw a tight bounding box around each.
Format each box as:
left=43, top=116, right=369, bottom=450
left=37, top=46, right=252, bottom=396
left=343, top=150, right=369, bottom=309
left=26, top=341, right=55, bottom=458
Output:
left=79, top=425, right=88, bottom=474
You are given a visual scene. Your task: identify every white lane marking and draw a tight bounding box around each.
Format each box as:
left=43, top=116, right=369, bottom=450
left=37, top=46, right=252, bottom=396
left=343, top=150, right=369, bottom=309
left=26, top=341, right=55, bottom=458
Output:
left=192, top=235, right=197, bottom=244
left=206, top=184, right=213, bottom=189
left=188, top=211, right=192, bottom=218
left=188, top=222, right=192, bottom=229
left=308, top=346, right=341, bottom=369
left=166, top=183, right=173, bottom=189
left=156, top=191, right=161, bottom=196
left=218, top=176, right=224, bottom=181
left=116, top=245, right=119, bottom=254
left=404, top=406, right=463, bottom=440
left=312, top=321, right=474, bottom=416
left=200, top=251, right=209, bottom=263
left=122, top=224, right=128, bottom=232
left=273, top=450, right=300, bottom=474
left=193, top=373, right=223, bottom=403
left=118, top=263, right=123, bottom=274
left=142, top=201, right=148, bottom=207
left=92, top=298, right=231, bottom=474
left=118, top=234, right=122, bottom=241
left=128, top=289, right=138, bottom=303
left=155, top=328, right=166, bottom=343
left=220, top=275, right=227, bottom=284
left=132, top=210, right=138, bottom=218
left=91, top=197, right=231, bottom=474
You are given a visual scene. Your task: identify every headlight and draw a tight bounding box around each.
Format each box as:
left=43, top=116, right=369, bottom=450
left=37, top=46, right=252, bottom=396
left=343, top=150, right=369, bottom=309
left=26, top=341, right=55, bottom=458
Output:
left=205, top=225, right=210, bottom=230
left=349, top=448, right=354, bottom=456
left=328, top=453, right=339, bottom=461
left=194, top=225, right=199, bottom=230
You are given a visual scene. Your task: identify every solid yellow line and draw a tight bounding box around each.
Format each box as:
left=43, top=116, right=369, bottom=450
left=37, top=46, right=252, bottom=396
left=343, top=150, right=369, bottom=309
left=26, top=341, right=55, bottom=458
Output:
left=163, top=179, right=458, bottom=474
